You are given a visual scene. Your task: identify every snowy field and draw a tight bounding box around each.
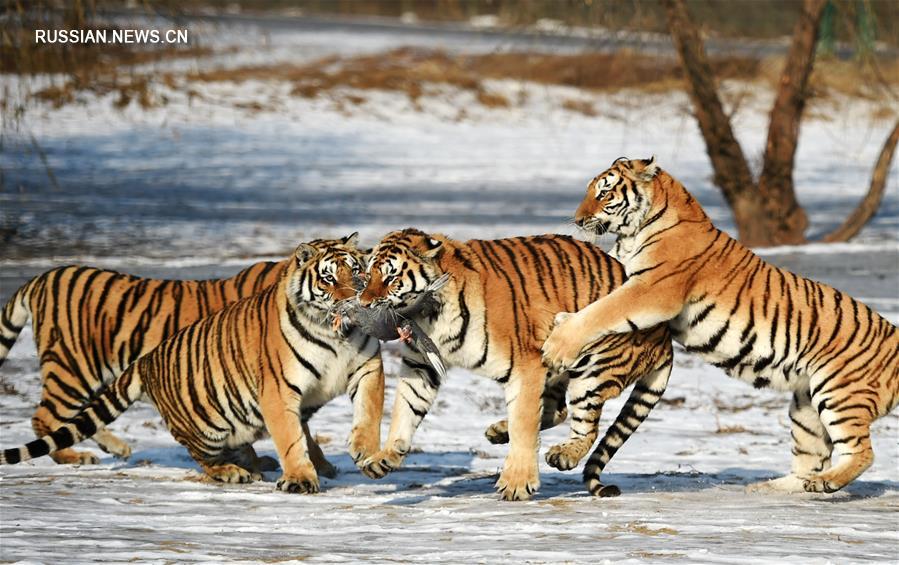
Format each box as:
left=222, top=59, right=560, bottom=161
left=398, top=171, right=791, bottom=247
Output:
left=2, top=15, right=899, bottom=565
left=2, top=323, right=898, bottom=564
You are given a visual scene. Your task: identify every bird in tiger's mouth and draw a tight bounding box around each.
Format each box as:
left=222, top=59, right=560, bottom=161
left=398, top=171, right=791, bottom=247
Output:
left=331, top=275, right=450, bottom=379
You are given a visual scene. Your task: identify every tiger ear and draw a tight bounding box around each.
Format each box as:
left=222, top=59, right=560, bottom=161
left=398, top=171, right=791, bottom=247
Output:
left=341, top=232, right=360, bottom=247
left=635, top=156, right=659, bottom=182
left=422, top=237, right=443, bottom=259
left=294, top=243, right=317, bottom=265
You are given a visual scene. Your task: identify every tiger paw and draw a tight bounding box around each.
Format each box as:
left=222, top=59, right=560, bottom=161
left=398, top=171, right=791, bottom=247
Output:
left=802, top=476, right=841, bottom=494
left=484, top=420, right=509, bottom=444
left=545, top=439, right=592, bottom=471
left=92, top=430, right=132, bottom=459
left=348, top=428, right=380, bottom=467
left=541, top=314, right=586, bottom=372
left=205, top=463, right=262, bottom=484
left=277, top=473, right=320, bottom=494
left=359, top=448, right=405, bottom=479
left=745, top=474, right=806, bottom=494
left=495, top=461, right=540, bottom=501
left=50, top=449, right=101, bottom=466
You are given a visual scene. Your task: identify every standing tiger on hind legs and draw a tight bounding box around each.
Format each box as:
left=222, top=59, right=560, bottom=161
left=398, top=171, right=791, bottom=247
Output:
left=543, top=157, right=899, bottom=494
left=0, top=245, right=340, bottom=476
left=1, top=237, right=384, bottom=493
left=354, top=228, right=673, bottom=500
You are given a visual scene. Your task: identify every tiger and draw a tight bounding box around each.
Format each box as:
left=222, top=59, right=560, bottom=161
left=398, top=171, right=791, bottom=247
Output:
left=542, top=156, right=899, bottom=494
left=355, top=228, right=673, bottom=500
left=0, top=248, right=339, bottom=476
left=1, top=236, right=385, bottom=493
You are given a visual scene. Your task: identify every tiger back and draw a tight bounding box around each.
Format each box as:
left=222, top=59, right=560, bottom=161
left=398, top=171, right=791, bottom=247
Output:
left=356, top=228, right=673, bottom=499
left=1, top=237, right=385, bottom=494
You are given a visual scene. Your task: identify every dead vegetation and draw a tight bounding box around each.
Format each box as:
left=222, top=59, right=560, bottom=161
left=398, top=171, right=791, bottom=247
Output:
left=713, top=416, right=767, bottom=436
left=15, top=43, right=899, bottom=118
left=185, top=47, right=759, bottom=102
left=610, top=522, right=679, bottom=537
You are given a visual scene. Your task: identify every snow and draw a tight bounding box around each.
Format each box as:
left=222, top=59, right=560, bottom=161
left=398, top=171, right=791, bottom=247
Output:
left=2, top=324, right=898, bottom=563
left=2, top=16, right=898, bottom=564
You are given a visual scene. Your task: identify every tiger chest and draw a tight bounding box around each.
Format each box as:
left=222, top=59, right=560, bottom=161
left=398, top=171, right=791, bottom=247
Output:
left=293, top=346, right=355, bottom=408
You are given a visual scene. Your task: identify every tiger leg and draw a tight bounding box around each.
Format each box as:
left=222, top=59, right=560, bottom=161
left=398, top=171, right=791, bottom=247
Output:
left=32, top=404, right=101, bottom=465
left=221, top=444, right=279, bottom=474
left=346, top=353, right=385, bottom=469
left=542, top=279, right=683, bottom=371
left=90, top=428, right=133, bottom=459
left=361, top=346, right=440, bottom=479
left=545, top=366, right=606, bottom=472
left=302, top=422, right=337, bottom=479
left=495, top=359, right=544, bottom=501
left=33, top=361, right=132, bottom=464
left=33, top=396, right=131, bottom=464
left=803, top=379, right=874, bottom=493
left=197, top=449, right=263, bottom=484
left=260, top=383, right=319, bottom=494
left=485, top=374, right=568, bottom=445
left=582, top=362, right=671, bottom=497
left=747, top=387, right=832, bottom=493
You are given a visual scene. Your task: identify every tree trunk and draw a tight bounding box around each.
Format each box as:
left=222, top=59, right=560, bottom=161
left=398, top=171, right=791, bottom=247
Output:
left=663, top=0, right=834, bottom=247
left=661, top=0, right=761, bottom=243
left=820, top=121, right=899, bottom=243
left=753, top=0, right=827, bottom=245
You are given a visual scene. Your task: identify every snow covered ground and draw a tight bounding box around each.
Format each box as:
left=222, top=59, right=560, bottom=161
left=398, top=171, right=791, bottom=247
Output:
left=2, top=16, right=898, bottom=565
left=1, top=322, right=898, bottom=564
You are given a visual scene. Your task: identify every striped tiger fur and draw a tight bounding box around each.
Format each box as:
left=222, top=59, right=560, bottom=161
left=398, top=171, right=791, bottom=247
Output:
left=0, top=258, right=287, bottom=466
left=543, top=157, right=899, bottom=494
left=356, top=228, right=673, bottom=500
left=1, top=236, right=384, bottom=493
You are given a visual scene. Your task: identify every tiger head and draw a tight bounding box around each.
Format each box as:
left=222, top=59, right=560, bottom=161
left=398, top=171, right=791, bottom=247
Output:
left=574, top=156, right=659, bottom=237
left=358, top=228, right=446, bottom=309
left=286, top=232, right=366, bottom=314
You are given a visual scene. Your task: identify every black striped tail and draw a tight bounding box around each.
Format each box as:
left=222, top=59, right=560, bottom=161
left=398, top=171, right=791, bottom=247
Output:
left=0, top=365, right=143, bottom=465
left=0, top=278, right=36, bottom=368
left=582, top=360, right=672, bottom=496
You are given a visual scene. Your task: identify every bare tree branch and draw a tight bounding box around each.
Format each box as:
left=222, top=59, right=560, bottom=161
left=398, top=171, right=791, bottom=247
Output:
left=661, top=0, right=756, bottom=217
left=755, top=0, right=827, bottom=243
left=821, top=120, right=899, bottom=243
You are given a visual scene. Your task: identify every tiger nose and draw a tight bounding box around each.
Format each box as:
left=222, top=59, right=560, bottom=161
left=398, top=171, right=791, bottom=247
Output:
left=358, top=287, right=384, bottom=306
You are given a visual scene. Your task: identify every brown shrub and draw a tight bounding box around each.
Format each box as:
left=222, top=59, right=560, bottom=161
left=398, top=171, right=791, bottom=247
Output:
left=562, top=98, right=596, bottom=116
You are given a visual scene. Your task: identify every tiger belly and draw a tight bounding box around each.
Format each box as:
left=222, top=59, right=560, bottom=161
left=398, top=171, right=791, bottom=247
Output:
left=671, top=309, right=805, bottom=393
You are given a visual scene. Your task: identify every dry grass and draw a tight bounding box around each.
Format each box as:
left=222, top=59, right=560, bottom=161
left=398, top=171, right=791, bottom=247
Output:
left=561, top=98, right=596, bottom=117
left=187, top=47, right=896, bottom=112
left=714, top=424, right=750, bottom=435
left=188, top=47, right=758, bottom=101
left=714, top=418, right=766, bottom=436
left=18, top=44, right=899, bottom=116
left=610, top=522, right=679, bottom=537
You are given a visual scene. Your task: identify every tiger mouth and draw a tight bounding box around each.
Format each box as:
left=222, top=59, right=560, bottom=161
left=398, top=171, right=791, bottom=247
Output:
left=581, top=219, right=610, bottom=235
